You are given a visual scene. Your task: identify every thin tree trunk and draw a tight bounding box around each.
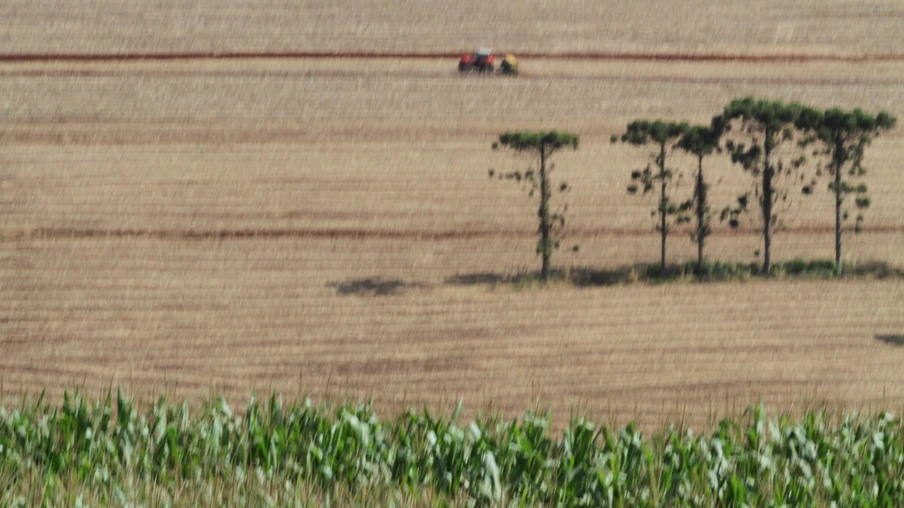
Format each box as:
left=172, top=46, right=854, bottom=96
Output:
left=762, top=145, right=773, bottom=274
left=659, top=142, right=667, bottom=273
left=834, top=139, right=844, bottom=271
left=695, top=154, right=705, bottom=274
left=539, top=145, right=551, bottom=282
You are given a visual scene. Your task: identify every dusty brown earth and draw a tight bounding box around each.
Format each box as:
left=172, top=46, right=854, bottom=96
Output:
left=4, top=0, right=904, bottom=55
left=1, top=1, right=903, bottom=430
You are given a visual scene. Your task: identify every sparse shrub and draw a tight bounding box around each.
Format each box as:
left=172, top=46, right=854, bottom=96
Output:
left=785, top=258, right=808, bottom=275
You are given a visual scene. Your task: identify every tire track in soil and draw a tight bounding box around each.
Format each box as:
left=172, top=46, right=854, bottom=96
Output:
left=29, top=225, right=904, bottom=241
left=2, top=51, right=903, bottom=63
left=1, top=68, right=899, bottom=89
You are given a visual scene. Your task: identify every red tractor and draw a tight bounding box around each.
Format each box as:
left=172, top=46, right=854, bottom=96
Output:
left=458, top=48, right=495, bottom=73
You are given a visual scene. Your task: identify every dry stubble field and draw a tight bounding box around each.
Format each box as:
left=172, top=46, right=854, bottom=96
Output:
left=1, top=1, right=904, bottom=430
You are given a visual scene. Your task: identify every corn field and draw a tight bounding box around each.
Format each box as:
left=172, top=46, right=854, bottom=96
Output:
left=1, top=391, right=903, bottom=506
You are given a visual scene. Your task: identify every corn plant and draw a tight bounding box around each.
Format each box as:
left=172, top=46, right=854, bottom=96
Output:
left=3, top=391, right=904, bottom=506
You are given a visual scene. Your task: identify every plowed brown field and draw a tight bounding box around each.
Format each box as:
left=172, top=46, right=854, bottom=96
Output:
left=1, top=1, right=903, bottom=430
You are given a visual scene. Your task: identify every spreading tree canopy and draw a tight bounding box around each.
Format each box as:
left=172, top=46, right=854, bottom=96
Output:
left=715, top=97, right=810, bottom=274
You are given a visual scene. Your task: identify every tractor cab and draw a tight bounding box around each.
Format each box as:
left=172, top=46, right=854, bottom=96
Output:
left=459, top=48, right=495, bottom=73
left=474, top=47, right=492, bottom=66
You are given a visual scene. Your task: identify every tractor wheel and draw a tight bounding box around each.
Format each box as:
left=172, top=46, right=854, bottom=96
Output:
left=480, top=63, right=494, bottom=74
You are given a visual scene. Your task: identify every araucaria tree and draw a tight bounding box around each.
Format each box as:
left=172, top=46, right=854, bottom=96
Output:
left=616, top=120, right=690, bottom=273
left=715, top=97, right=808, bottom=274
left=676, top=125, right=721, bottom=275
left=491, top=131, right=579, bottom=282
left=797, top=107, right=896, bottom=270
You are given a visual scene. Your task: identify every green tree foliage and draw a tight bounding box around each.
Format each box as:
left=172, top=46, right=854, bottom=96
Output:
left=614, top=120, right=690, bottom=273
left=676, top=125, right=721, bottom=275
left=715, top=97, right=810, bottom=274
left=796, top=107, right=896, bottom=271
left=491, top=131, right=579, bottom=282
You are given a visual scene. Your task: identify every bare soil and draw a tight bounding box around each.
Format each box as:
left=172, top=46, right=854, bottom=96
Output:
left=1, top=1, right=903, bottom=430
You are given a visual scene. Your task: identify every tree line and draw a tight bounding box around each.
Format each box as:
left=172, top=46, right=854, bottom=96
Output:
left=491, top=97, right=896, bottom=282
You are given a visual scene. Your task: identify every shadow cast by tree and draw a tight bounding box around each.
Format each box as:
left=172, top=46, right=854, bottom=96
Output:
left=442, top=260, right=902, bottom=290
left=444, top=267, right=641, bottom=288
left=569, top=266, right=640, bottom=287
left=875, top=335, right=904, bottom=347
left=328, top=278, right=424, bottom=296
left=443, top=273, right=514, bottom=286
